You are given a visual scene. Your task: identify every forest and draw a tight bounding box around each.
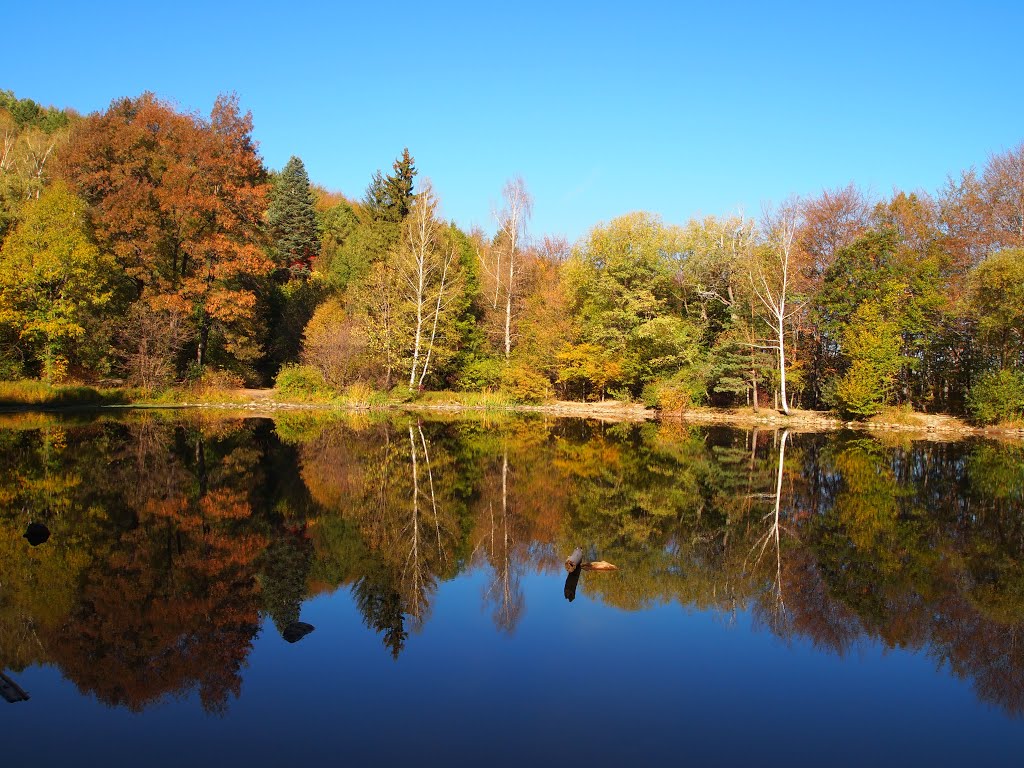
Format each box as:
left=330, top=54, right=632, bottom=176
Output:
left=1, top=88, right=1023, bottom=423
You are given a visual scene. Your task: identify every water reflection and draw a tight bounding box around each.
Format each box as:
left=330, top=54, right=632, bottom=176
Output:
left=2, top=412, right=1024, bottom=717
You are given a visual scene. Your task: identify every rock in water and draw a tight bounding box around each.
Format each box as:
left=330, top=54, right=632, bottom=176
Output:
left=23, top=523, right=50, bottom=546
left=282, top=621, right=315, bottom=643
left=0, top=672, right=30, bottom=703
left=582, top=560, right=618, bottom=571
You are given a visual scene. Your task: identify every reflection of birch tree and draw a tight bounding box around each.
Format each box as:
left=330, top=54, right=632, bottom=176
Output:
left=748, top=429, right=791, bottom=625
left=480, top=448, right=525, bottom=633
left=402, top=424, right=452, bottom=624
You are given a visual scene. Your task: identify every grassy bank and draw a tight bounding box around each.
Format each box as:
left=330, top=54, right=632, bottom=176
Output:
left=0, top=380, right=136, bottom=408
left=1, top=380, right=1023, bottom=438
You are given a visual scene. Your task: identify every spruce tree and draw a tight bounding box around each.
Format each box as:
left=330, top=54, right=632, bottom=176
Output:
left=384, top=147, right=416, bottom=221
left=355, top=149, right=419, bottom=277
left=267, top=155, right=320, bottom=278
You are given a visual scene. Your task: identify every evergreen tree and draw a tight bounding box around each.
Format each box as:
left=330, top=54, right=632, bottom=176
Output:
left=384, top=148, right=416, bottom=222
left=267, top=156, right=320, bottom=278
left=361, top=148, right=417, bottom=225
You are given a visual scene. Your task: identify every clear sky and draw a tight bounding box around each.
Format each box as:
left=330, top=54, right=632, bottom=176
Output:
left=6, top=0, right=1023, bottom=242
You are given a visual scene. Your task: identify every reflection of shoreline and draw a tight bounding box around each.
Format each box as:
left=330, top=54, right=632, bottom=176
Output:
left=2, top=416, right=1024, bottom=716
left=7, top=399, right=1020, bottom=441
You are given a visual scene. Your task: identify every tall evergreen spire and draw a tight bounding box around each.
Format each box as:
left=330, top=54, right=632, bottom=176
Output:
left=267, top=155, right=320, bottom=278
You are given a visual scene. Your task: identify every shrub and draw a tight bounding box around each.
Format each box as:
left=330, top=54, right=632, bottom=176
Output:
left=275, top=364, right=334, bottom=400
left=967, top=370, right=1024, bottom=425
left=301, top=298, right=366, bottom=387
left=831, top=361, right=888, bottom=419
left=500, top=363, right=553, bottom=404
left=641, top=371, right=707, bottom=412
left=195, top=368, right=245, bottom=391
left=456, top=357, right=503, bottom=391
left=117, top=304, right=191, bottom=390
left=341, top=381, right=384, bottom=407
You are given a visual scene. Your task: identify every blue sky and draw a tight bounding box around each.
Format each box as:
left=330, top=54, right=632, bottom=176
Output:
left=6, top=1, right=1023, bottom=241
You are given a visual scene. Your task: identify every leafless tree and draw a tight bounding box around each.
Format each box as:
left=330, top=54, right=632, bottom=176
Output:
left=480, top=177, right=532, bottom=360
left=982, top=141, right=1024, bottom=248
left=750, top=206, right=801, bottom=415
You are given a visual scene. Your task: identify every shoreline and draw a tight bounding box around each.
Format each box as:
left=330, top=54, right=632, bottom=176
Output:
left=2, top=391, right=1022, bottom=441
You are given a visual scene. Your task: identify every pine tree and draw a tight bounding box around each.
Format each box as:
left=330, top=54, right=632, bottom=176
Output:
left=267, top=156, right=320, bottom=278
left=384, top=148, right=416, bottom=222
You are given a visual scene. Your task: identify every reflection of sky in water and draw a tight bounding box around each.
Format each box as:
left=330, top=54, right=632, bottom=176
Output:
left=3, top=416, right=1024, bottom=765
left=7, top=567, right=1023, bottom=766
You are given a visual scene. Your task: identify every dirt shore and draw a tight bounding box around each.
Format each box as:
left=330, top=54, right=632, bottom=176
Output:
left=14, top=386, right=1016, bottom=440
left=153, top=391, right=1024, bottom=441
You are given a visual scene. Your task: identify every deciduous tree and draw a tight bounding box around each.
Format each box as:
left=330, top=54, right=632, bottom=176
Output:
left=0, top=182, right=117, bottom=381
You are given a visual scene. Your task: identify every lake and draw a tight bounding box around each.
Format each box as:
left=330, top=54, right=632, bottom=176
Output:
left=2, top=411, right=1023, bottom=765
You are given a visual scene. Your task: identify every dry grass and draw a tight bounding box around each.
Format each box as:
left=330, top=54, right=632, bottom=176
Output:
left=0, top=380, right=133, bottom=408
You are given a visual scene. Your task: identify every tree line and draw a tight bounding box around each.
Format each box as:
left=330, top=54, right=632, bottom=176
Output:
left=1, top=88, right=1022, bottom=421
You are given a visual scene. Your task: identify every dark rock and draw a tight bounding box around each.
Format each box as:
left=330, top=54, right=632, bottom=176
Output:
left=282, top=621, right=315, bottom=643
left=0, top=672, right=30, bottom=703
left=23, top=522, right=50, bottom=547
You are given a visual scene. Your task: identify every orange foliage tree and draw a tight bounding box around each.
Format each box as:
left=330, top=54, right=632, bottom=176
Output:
left=58, top=93, right=271, bottom=375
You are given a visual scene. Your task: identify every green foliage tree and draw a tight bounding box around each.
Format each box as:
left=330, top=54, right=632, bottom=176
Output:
left=966, top=370, right=1024, bottom=425
left=816, top=228, right=943, bottom=408
left=317, top=197, right=363, bottom=290
left=564, top=212, right=704, bottom=397
left=0, top=182, right=117, bottom=381
left=0, top=92, right=73, bottom=248
left=830, top=299, right=903, bottom=418
left=384, top=148, right=416, bottom=222
left=267, top=156, right=320, bottom=278
left=967, top=248, right=1024, bottom=371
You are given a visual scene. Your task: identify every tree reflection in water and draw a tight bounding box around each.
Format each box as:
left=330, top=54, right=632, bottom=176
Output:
left=2, top=412, right=1024, bottom=715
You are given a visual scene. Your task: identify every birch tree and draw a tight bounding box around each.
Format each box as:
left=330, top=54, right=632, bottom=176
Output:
left=480, top=177, right=532, bottom=360
left=400, top=181, right=463, bottom=389
left=749, top=206, right=801, bottom=415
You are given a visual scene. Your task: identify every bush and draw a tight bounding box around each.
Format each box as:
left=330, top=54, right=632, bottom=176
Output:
left=456, top=357, right=503, bottom=391
left=301, top=298, right=365, bottom=387
left=831, top=361, right=888, bottom=419
left=117, top=304, right=191, bottom=390
left=341, top=381, right=385, bottom=407
left=195, top=368, right=245, bottom=391
left=500, top=363, right=553, bottom=404
left=275, top=364, right=335, bottom=400
left=387, top=384, right=416, bottom=403
left=641, top=372, right=706, bottom=412
left=967, top=370, right=1024, bottom=425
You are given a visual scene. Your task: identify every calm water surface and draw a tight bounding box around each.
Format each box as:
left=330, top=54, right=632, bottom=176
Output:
left=2, top=412, right=1023, bottom=765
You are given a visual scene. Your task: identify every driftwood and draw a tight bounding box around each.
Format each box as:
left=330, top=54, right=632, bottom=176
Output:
left=565, top=547, right=618, bottom=579
left=564, top=547, right=584, bottom=572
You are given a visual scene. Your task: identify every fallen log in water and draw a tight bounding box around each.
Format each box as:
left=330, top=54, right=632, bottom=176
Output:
left=581, top=561, right=618, bottom=571
left=564, top=547, right=584, bottom=572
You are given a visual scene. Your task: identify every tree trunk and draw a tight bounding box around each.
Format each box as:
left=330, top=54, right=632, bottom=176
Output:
left=777, top=314, right=790, bottom=415
left=564, top=547, right=584, bottom=572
